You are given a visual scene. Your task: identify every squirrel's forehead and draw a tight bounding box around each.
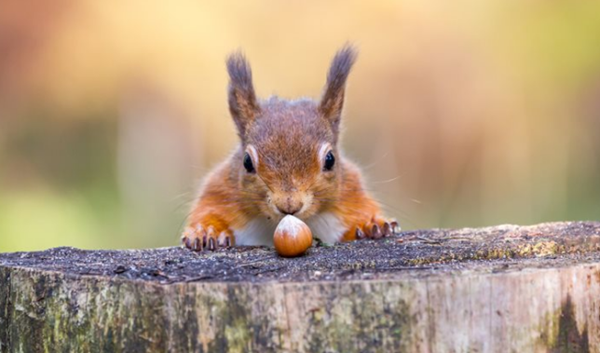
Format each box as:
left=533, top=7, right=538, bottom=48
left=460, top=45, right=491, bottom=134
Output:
left=246, top=99, right=334, bottom=155
left=249, top=113, right=332, bottom=143
left=256, top=141, right=322, bottom=176
left=250, top=132, right=323, bottom=169
left=250, top=124, right=330, bottom=155
left=254, top=100, right=323, bottom=128
left=255, top=135, right=319, bottom=159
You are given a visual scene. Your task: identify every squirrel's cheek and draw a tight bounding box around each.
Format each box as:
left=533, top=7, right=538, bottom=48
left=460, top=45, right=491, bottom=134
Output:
left=320, top=170, right=338, bottom=181
left=301, top=193, right=315, bottom=209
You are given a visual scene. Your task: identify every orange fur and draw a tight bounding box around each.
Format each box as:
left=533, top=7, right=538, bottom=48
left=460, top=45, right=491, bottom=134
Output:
left=181, top=45, right=398, bottom=251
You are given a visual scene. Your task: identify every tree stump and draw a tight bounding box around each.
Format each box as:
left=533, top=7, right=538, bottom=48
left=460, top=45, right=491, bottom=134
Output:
left=1, top=221, right=600, bottom=352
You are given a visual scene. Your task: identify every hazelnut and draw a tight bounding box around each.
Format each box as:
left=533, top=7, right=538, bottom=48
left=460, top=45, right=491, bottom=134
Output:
left=273, top=215, right=313, bottom=257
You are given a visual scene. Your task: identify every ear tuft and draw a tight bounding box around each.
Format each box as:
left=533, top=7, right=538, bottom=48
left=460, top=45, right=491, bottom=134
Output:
left=319, top=44, right=358, bottom=127
left=226, top=51, right=259, bottom=138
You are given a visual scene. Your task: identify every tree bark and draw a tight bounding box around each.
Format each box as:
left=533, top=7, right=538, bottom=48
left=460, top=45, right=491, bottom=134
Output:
left=1, top=221, right=600, bottom=352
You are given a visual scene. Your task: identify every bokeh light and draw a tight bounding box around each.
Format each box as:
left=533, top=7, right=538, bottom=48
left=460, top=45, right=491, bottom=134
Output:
left=1, top=0, right=599, bottom=251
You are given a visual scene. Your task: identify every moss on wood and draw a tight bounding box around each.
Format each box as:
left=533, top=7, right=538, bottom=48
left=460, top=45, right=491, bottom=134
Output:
left=2, top=221, right=600, bottom=352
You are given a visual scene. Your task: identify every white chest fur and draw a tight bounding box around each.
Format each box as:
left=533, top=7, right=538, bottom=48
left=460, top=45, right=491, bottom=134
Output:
left=234, top=212, right=346, bottom=246
left=234, top=218, right=277, bottom=246
left=304, top=212, right=346, bottom=244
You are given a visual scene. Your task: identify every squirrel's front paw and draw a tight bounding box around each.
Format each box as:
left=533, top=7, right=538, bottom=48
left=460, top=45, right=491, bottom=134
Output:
left=181, top=224, right=235, bottom=251
left=353, top=216, right=399, bottom=240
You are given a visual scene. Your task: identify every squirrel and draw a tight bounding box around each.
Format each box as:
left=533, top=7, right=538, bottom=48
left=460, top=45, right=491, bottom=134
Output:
left=181, top=45, right=398, bottom=251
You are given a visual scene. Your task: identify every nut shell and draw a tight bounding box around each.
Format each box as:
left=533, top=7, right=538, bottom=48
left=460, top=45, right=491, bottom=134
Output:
left=273, top=215, right=313, bottom=257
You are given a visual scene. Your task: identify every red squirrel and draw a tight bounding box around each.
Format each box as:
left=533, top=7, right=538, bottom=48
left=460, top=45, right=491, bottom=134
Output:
left=182, top=46, right=398, bottom=251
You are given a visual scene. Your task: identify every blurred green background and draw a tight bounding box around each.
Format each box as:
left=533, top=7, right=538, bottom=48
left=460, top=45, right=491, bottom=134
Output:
left=1, top=1, right=599, bottom=251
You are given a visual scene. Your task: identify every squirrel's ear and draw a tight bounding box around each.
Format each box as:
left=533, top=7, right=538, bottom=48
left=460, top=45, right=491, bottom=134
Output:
left=227, top=52, right=259, bottom=138
left=319, top=45, right=357, bottom=128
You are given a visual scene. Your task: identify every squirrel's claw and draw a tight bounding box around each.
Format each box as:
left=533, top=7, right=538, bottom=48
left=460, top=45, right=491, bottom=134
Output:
left=371, top=224, right=383, bottom=239
left=390, top=220, right=399, bottom=234
left=193, top=237, right=202, bottom=251
left=207, top=237, right=216, bottom=251
left=218, top=231, right=234, bottom=248
left=355, top=227, right=365, bottom=239
left=352, top=216, right=400, bottom=241
left=206, top=226, right=217, bottom=250
left=181, top=223, right=235, bottom=252
left=382, top=222, right=392, bottom=237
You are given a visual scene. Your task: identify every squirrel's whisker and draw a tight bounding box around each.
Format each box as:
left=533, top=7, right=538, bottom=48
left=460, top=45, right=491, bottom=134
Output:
left=181, top=45, right=400, bottom=250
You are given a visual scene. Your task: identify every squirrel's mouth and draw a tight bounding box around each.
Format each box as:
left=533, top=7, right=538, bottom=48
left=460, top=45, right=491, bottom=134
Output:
left=266, top=192, right=314, bottom=220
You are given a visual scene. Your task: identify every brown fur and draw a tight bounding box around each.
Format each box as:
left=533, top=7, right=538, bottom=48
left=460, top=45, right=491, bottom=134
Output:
left=182, top=45, right=397, bottom=251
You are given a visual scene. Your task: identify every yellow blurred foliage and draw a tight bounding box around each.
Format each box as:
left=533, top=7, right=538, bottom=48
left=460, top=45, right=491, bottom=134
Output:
left=1, top=0, right=600, bottom=251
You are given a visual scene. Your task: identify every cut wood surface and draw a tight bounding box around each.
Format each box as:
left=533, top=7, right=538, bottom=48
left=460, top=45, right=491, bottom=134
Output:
left=1, top=221, right=600, bottom=352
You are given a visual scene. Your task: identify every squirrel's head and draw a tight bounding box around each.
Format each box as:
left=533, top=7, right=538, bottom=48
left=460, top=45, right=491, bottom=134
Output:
left=226, top=45, right=357, bottom=222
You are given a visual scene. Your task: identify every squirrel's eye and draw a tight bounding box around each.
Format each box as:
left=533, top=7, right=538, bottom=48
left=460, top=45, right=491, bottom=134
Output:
left=323, top=151, right=335, bottom=171
left=243, top=152, right=255, bottom=173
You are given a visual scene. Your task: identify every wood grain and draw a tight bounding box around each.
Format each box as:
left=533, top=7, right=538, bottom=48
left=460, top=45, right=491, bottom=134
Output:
left=1, top=221, right=599, bottom=352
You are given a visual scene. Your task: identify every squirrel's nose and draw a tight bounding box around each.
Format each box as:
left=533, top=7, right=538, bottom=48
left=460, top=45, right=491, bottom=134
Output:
left=276, top=201, right=304, bottom=215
